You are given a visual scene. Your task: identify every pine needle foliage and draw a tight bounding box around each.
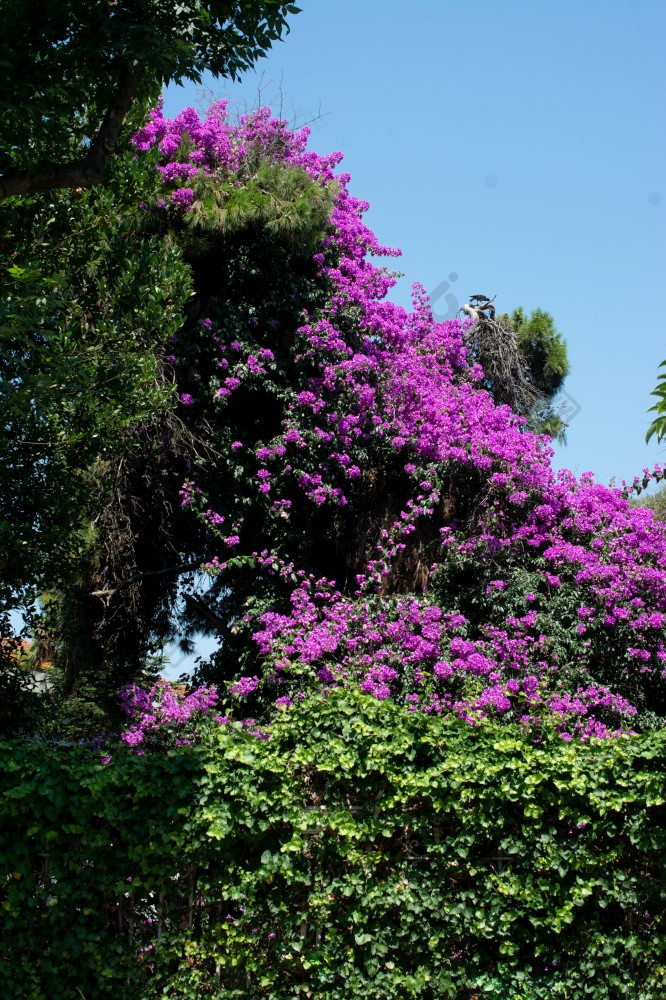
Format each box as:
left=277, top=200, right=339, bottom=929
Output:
left=498, top=307, right=570, bottom=442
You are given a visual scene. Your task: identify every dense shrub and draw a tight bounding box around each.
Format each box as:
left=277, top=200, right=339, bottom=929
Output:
left=126, top=102, right=666, bottom=739
left=2, top=694, right=666, bottom=999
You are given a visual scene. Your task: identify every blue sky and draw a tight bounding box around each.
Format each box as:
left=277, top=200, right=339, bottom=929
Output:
left=161, top=0, right=665, bottom=675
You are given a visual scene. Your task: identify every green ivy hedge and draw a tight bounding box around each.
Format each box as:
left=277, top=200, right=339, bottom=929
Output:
left=2, top=690, right=665, bottom=999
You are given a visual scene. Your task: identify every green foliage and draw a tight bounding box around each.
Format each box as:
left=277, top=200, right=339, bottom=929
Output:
left=140, top=148, right=338, bottom=261
left=0, top=645, right=46, bottom=737
left=0, top=147, right=194, bottom=734
left=511, top=308, right=570, bottom=397
left=0, top=1, right=299, bottom=176
left=2, top=692, right=665, bottom=998
left=186, top=160, right=337, bottom=249
left=504, top=308, right=571, bottom=442
left=0, top=149, right=192, bottom=618
left=646, top=360, right=666, bottom=444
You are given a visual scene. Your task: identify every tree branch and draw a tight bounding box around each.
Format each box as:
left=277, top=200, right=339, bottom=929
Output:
left=0, top=60, right=142, bottom=200
left=183, top=592, right=228, bottom=632
left=91, top=560, right=202, bottom=599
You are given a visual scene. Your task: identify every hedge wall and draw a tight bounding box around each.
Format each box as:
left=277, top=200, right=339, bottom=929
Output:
left=2, top=690, right=665, bottom=999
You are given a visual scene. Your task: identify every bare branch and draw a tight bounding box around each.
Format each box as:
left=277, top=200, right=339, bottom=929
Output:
left=0, top=60, right=142, bottom=200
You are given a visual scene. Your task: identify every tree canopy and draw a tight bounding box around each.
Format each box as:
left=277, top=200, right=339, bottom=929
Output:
left=0, top=0, right=299, bottom=198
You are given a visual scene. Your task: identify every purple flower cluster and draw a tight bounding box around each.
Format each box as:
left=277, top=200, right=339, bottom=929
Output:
left=129, top=104, right=666, bottom=742
left=132, top=100, right=315, bottom=212
left=230, top=675, right=260, bottom=698
left=119, top=680, right=219, bottom=747
left=250, top=575, right=642, bottom=736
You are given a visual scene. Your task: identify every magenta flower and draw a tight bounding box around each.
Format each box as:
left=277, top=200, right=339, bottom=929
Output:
left=172, top=187, right=194, bottom=208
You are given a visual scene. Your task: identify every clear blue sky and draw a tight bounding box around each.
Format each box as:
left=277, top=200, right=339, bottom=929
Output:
left=161, top=0, right=665, bottom=675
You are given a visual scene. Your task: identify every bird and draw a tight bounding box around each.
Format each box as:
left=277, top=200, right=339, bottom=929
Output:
left=465, top=294, right=496, bottom=320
